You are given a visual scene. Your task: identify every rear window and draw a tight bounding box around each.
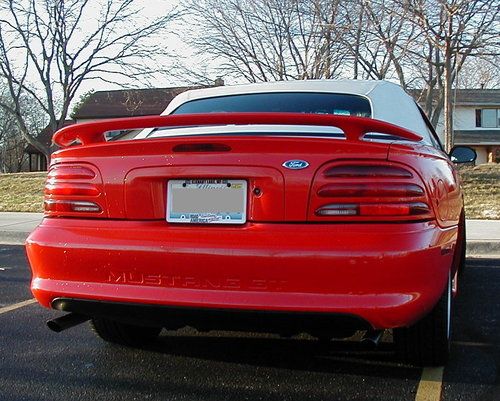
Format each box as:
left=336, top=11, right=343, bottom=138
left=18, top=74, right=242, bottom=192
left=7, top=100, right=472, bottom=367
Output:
left=172, top=92, right=372, bottom=117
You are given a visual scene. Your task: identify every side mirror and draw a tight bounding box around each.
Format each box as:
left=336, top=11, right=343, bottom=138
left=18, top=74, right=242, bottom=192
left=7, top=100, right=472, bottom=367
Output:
left=449, top=146, right=477, bottom=164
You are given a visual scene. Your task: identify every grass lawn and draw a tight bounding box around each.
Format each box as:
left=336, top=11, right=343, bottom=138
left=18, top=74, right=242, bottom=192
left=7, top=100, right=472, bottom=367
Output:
left=0, top=164, right=499, bottom=218
left=460, top=164, right=500, bottom=219
left=0, top=172, right=45, bottom=213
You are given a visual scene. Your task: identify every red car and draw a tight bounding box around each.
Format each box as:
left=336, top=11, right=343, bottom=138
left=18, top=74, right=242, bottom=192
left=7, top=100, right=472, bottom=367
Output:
left=26, top=80, right=476, bottom=366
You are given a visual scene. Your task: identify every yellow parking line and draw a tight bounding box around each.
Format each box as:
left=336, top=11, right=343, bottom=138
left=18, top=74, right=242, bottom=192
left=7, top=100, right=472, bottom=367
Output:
left=415, top=367, right=444, bottom=401
left=453, top=340, right=491, bottom=347
left=0, top=299, right=37, bottom=315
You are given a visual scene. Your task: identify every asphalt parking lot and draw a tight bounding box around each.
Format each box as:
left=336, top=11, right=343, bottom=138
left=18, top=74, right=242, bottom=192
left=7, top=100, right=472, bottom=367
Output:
left=0, top=245, right=498, bottom=401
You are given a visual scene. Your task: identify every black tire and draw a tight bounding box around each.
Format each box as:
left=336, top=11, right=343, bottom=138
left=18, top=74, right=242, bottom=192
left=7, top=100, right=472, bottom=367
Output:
left=457, top=214, right=466, bottom=279
left=91, top=318, right=162, bottom=347
left=394, top=273, right=451, bottom=366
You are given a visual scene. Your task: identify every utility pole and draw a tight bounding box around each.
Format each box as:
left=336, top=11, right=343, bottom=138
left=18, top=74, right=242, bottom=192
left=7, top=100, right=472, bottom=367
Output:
left=443, top=5, right=454, bottom=153
left=443, top=48, right=453, bottom=152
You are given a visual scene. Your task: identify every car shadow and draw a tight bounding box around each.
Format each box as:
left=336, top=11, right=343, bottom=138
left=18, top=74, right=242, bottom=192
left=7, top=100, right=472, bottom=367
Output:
left=442, top=257, right=500, bottom=399
left=133, top=330, right=419, bottom=379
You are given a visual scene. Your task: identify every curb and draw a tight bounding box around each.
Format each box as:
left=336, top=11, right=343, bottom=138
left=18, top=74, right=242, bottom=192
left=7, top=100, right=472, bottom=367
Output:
left=0, top=231, right=29, bottom=246
left=1, top=231, right=499, bottom=258
left=466, top=240, right=500, bottom=258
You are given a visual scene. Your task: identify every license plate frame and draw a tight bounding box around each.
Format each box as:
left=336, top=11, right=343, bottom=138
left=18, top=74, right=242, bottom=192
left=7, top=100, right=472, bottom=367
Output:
left=167, top=179, right=247, bottom=224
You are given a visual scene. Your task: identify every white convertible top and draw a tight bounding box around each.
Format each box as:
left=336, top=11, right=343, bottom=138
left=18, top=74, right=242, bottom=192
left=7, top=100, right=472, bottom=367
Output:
left=162, top=79, right=429, bottom=139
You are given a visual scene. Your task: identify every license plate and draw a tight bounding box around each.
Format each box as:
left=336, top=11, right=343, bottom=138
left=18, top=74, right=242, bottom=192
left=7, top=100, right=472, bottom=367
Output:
left=167, top=179, right=247, bottom=224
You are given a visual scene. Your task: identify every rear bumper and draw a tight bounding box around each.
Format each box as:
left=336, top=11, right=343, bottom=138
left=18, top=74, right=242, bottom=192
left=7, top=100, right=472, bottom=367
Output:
left=26, top=218, right=458, bottom=330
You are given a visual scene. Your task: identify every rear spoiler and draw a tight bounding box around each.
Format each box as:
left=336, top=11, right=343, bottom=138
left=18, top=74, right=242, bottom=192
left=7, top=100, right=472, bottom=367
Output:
left=53, top=113, right=422, bottom=148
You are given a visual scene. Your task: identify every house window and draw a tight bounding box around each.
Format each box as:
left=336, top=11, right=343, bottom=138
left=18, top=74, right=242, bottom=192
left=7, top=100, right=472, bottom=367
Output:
left=476, top=109, right=500, bottom=128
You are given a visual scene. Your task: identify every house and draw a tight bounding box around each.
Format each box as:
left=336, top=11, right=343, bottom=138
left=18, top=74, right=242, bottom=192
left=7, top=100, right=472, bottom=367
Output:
left=411, top=89, right=500, bottom=164
left=25, top=120, right=75, bottom=171
left=446, top=89, right=500, bottom=164
left=71, top=86, right=197, bottom=123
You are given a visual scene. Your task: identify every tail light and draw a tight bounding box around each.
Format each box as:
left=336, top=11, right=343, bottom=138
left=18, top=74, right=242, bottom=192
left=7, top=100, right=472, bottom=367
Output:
left=172, top=143, right=231, bottom=152
left=44, top=164, right=106, bottom=217
left=324, top=165, right=413, bottom=178
left=317, top=183, right=424, bottom=198
left=309, top=162, right=433, bottom=222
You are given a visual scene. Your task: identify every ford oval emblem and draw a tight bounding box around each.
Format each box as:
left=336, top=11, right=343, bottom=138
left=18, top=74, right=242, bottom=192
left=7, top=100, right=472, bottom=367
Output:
left=282, top=160, right=309, bottom=170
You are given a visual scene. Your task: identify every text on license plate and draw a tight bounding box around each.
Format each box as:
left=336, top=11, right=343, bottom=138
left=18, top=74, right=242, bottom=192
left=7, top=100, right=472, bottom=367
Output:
left=167, top=179, right=247, bottom=224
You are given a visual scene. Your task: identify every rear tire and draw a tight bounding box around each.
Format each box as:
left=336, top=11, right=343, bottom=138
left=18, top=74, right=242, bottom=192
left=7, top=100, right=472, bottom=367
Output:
left=452, top=213, right=465, bottom=296
left=91, top=318, right=162, bottom=347
left=394, top=273, right=451, bottom=366
left=457, top=215, right=466, bottom=279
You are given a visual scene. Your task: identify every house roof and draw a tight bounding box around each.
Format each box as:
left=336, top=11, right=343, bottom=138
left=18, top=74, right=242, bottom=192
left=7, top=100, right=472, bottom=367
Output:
left=71, top=86, right=199, bottom=119
left=453, top=89, right=500, bottom=105
left=455, top=130, right=500, bottom=145
left=25, top=120, right=75, bottom=154
left=408, top=89, right=500, bottom=106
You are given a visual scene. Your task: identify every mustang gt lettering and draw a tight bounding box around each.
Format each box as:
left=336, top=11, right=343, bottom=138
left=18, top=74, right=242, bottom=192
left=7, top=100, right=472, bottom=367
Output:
left=107, top=272, right=287, bottom=291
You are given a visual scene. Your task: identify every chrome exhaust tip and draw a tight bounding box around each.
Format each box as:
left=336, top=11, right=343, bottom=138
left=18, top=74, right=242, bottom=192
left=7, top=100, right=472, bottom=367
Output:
left=361, top=329, right=384, bottom=347
left=47, top=313, right=90, bottom=332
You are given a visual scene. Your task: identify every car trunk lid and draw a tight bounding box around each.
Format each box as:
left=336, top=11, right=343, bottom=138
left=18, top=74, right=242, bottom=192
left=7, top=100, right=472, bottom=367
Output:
left=51, top=135, right=392, bottom=222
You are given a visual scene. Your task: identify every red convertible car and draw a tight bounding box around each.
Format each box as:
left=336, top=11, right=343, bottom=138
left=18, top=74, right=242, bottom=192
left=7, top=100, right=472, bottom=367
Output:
left=26, top=80, right=475, bottom=366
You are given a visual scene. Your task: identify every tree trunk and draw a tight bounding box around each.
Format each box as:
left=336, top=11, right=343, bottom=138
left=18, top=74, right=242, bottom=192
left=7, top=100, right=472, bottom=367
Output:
left=443, top=20, right=453, bottom=152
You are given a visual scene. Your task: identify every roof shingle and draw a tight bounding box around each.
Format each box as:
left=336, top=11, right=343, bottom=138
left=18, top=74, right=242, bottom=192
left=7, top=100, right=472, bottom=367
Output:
left=455, top=130, right=500, bottom=144
left=71, top=86, right=197, bottom=119
left=408, top=88, right=500, bottom=106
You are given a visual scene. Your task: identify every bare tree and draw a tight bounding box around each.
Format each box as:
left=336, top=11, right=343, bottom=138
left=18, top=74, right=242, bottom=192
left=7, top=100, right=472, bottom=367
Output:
left=0, top=85, right=47, bottom=172
left=0, top=96, right=25, bottom=173
left=0, top=129, right=27, bottom=173
left=319, top=0, right=419, bottom=86
left=401, top=0, right=499, bottom=150
left=457, top=56, right=500, bottom=89
left=359, top=1, right=422, bottom=88
left=184, top=0, right=348, bottom=82
left=0, top=0, right=177, bottom=162
left=0, top=99, right=22, bottom=172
